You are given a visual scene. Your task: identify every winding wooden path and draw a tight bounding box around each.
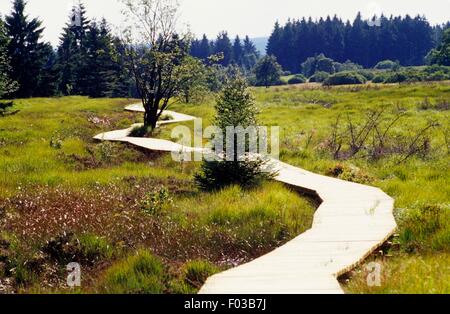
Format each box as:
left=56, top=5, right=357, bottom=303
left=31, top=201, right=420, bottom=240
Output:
left=94, top=104, right=397, bottom=294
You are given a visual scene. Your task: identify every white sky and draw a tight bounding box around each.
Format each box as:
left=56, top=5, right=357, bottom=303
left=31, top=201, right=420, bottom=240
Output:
left=0, top=0, right=449, bottom=46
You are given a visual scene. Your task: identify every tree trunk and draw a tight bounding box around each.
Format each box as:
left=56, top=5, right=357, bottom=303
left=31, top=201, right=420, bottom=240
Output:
left=144, top=109, right=158, bottom=133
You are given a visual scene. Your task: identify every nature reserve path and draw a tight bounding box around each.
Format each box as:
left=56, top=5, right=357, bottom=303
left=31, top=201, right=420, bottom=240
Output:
left=94, top=104, right=397, bottom=294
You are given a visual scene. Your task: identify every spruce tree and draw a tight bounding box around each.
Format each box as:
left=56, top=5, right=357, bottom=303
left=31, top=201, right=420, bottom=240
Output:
left=198, top=34, right=212, bottom=60
left=241, top=36, right=259, bottom=71
left=195, top=72, right=276, bottom=191
left=214, top=32, right=233, bottom=66
left=0, top=15, right=18, bottom=99
left=5, top=0, right=51, bottom=97
left=232, top=36, right=243, bottom=66
left=55, top=1, right=90, bottom=95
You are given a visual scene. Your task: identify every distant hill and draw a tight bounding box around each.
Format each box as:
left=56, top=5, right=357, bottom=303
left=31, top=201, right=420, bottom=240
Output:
left=251, top=37, right=268, bottom=56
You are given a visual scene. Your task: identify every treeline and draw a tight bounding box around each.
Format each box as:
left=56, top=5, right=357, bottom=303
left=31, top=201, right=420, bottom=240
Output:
left=267, top=13, right=450, bottom=72
left=190, top=33, right=259, bottom=71
left=0, top=0, right=132, bottom=99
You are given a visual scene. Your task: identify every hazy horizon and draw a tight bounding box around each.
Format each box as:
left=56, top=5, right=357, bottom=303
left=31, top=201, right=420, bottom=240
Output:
left=0, top=0, right=449, bottom=46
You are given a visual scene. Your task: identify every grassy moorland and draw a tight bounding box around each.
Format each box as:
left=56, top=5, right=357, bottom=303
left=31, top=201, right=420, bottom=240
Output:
left=168, top=81, right=450, bottom=294
left=0, top=97, right=315, bottom=293
left=1, top=81, right=449, bottom=294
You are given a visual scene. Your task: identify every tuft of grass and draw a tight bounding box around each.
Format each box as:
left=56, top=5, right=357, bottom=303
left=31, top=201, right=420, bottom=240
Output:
left=169, top=260, right=220, bottom=294
left=342, top=253, right=450, bottom=294
left=78, top=234, right=114, bottom=262
left=182, top=260, right=220, bottom=289
left=129, top=125, right=151, bottom=137
left=100, top=250, right=166, bottom=294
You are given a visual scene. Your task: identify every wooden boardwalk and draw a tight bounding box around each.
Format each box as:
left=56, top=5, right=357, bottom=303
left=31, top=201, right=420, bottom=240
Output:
left=94, top=105, right=397, bottom=294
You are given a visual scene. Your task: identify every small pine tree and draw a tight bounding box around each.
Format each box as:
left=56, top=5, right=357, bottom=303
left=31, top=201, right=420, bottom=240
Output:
left=195, top=72, right=276, bottom=191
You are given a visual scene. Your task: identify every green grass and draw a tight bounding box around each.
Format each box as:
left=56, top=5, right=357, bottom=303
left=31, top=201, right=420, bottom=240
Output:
left=0, top=96, right=315, bottom=293
left=168, top=81, right=450, bottom=294
left=0, top=96, right=174, bottom=196
left=1, top=81, right=449, bottom=293
left=100, top=250, right=166, bottom=294
left=342, top=253, right=450, bottom=294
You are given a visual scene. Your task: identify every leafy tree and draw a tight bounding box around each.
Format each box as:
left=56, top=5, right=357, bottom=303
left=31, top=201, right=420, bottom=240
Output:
left=323, top=71, right=367, bottom=86
left=374, top=60, right=400, bottom=70
left=427, top=29, right=450, bottom=66
left=121, top=0, right=195, bottom=131
left=195, top=73, right=276, bottom=191
left=315, top=55, right=335, bottom=73
left=253, top=55, right=282, bottom=87
left=0, top=15, right=18, bottom=99
left=178, top=55, right=208, bottom=103
left=5, top=0, right=52, bottom=97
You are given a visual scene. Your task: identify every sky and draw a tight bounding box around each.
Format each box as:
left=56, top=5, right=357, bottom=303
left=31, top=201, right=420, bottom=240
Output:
left=0, top=0, right=450, bottom=46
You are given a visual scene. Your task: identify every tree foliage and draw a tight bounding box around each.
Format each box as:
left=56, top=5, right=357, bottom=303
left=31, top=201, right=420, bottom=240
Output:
left=120, top=0, right=203, bottom=130
left=253, top=55, right=283, bottom=87
left=427, top=29, right=450, bottom=66
left=0, top=15, right=18, bottom=98
left=267, top=14, right=437, bottom=71
left=190, top=34, right=259, bottom=71
left=5, top=0, right=53, bottom=97
left=195, top=73, right=276, bottom=191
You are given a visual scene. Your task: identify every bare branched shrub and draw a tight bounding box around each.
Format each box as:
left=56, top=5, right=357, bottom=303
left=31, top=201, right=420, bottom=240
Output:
left=321, top=107, right=441, bottom=163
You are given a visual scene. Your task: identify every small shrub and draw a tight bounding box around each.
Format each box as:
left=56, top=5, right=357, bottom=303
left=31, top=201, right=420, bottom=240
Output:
left=287, top=74, right=307, bottom=85
left=398, top=204, right=449, bottom=252
left=96, top=141, right=116, bottom=163
left=78, top=234, right=114, bottom=262
left=357, top=69, right=375, bottom=81
left=0, top=101, right=19, bottom=116
left=372, top=74, right=388, bottom=83
left=129, top=125, right=151, bottom=137
left=327, top=163, right=373, bottom=184
left=160, top=114, right=174, bottom=121
left=374, top=60, right=399, bottom=70
left=323, top=72, right=367, bottom=86
left=182, top=260, right=220, bottom=289
left=426, top=71, right=449, bottom=82
left=101, top=250, right=166, bottom=294
left=140, top=186, right=173, bottom=215
left=385, top=71, right=425, bottom=83
left=49, top=136, right=63, bottom=150
left=43, top=232, right=113, bottom=264
left=195, top=157, right=276, bottom=191
left=334, top=60, right=362, bottom=72
left=384, top=72, right=408, bottom=83
left=309, top=71, right=330, bottom=83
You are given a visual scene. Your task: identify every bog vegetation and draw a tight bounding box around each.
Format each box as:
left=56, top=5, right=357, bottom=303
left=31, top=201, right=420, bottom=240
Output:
left=0, top=0, right=449, bottom=295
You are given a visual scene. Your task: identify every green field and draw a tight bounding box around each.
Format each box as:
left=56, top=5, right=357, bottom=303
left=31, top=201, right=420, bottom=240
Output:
left=168, top=81, right=450, bottom=293
left=0, top=96, right=315, bottom=293
left=1, top=81, right=449, bottom=293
